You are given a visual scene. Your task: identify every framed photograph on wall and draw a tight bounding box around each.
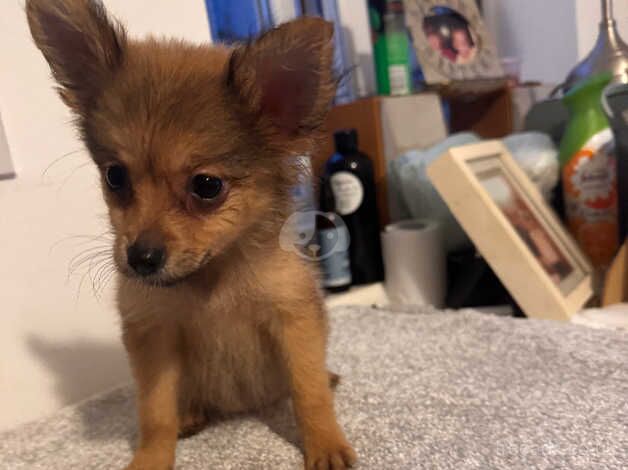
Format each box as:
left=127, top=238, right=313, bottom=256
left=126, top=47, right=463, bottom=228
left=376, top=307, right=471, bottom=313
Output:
left=0, top=114, right=15, bottom=179
left=403, top=0, right=503, bottom=84
left=428, top=141, right=593, bottom=321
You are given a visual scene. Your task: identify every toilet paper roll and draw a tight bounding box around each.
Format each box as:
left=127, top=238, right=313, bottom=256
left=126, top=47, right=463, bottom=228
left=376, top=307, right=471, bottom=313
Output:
left=381, top=220, right=446, bottom=308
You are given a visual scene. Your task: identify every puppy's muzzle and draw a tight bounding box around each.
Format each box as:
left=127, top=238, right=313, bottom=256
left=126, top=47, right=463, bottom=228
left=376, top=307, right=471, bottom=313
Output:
left=127, top=240, right=166, bottom=276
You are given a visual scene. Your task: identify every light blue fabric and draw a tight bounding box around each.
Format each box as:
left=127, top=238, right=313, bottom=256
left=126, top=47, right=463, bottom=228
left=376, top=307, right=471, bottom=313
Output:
left=389, top=132, right=560, bottom=253
left=503, top=132, right=559, bottom=200
left=390, top=133, right=480, bottom=252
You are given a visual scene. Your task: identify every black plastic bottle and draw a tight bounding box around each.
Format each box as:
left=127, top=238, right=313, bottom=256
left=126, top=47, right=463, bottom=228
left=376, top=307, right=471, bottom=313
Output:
left=322, top=129, right=385, bottom=285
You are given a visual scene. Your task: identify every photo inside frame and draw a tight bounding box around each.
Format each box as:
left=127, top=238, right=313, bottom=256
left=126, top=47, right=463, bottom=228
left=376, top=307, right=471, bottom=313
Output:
left=467, top=155, right=587, bottom=295
left=422, top=6, right=478, bottom=65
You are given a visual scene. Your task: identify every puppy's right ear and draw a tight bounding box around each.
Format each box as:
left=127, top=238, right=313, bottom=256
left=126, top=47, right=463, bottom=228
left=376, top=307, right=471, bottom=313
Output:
left=26, top=0, right=126, bottom=114
left=227, top=17, right=336, bottom=154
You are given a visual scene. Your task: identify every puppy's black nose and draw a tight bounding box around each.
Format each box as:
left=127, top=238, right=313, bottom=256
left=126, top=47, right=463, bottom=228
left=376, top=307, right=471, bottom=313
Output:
left=127, top=242, right=166, bottom=276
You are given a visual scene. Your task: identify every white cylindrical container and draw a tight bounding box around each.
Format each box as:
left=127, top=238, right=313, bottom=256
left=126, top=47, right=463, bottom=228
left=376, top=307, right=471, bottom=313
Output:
left=381, top=219, right=446, bottom=308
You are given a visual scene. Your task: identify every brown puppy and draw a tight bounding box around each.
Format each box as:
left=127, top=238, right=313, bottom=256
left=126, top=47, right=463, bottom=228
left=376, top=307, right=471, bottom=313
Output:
left=26, top=1, right=356, bottom=469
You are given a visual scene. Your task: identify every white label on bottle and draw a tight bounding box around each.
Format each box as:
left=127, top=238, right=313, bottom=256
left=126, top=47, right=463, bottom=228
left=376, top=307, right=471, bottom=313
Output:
left=330, top=171, right=364, bottom=215
left=389, top=65, right=409, bottom=96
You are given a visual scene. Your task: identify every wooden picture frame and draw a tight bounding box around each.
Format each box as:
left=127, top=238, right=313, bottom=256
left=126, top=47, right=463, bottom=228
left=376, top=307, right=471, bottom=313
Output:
left=428, top=141, right=593, bottom=321
left=403, top=0, right=503, bottom=84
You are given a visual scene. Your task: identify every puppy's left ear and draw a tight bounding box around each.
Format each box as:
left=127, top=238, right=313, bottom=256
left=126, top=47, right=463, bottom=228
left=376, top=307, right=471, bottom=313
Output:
left=26, top=0, right=126, bottom=115
left=227, top=17, right=336, bottom=151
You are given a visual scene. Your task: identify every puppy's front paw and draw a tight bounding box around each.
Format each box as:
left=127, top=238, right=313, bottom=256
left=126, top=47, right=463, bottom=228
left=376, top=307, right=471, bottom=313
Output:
left=124, top=450, right=174, bottom=470
left=304, top=435, right=357, bottom=470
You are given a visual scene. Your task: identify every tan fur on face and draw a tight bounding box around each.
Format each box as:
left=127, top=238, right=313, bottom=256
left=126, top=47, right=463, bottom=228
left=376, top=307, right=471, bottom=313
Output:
left=88, top=41, right=295, bottom=284
left=27, top=1, right=356, bottom=469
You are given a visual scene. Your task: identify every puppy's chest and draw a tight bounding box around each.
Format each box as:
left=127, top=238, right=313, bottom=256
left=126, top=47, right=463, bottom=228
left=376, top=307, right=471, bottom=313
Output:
left=176, top=294, right=288, bottom=413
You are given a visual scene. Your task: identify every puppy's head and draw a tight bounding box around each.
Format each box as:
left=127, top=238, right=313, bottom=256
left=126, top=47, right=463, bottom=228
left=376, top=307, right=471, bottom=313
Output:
left=27, top=0, right=335, bottom=285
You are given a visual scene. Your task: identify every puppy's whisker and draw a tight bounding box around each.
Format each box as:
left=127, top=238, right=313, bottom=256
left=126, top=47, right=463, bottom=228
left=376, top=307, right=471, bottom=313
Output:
left=87, top=253, right=110, bottom=296
left=69, top=253, right=111, bottom=275
left=76, top=254, right=112, bottom=281
left=57, top=161, right=97, bottom=193
left=68, top=248, right=112, bottom=274
left=68, top=245, right=112, bottom=259
left=93, top=257, right=113, bottom=280
left=50, top=230, right=114, bottom=255
left=75, top=266, right=92, bottom=304
left=69, top=256, right=106, bottom=278
left=91, top=259, right=116, bottom=297
left=96, top=266, right=118, bottom=297
left=70, top=247, right=115, bottom=300
left=41, top=148, right=87, bottom=179
left=67, top=248, right=114, bottom=295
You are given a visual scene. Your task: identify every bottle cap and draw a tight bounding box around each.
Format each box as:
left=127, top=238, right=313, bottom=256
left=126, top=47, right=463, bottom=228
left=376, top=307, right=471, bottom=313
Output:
left=386, top=0, right=404, bottom=14
left=334, top=129, right=358, bottom=154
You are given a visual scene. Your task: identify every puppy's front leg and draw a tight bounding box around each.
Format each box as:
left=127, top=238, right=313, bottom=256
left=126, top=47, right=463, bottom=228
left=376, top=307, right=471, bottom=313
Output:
left=280, top=306, right=357, bottom=469
left=123, top=325, right=180, bottom=470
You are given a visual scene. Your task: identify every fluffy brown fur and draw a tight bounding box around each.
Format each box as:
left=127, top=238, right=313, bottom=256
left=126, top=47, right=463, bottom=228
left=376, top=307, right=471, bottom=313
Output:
left=26, top=1, right=356, bottom=469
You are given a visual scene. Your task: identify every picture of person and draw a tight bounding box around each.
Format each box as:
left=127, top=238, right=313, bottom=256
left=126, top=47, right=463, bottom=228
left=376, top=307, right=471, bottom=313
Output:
left=422, top=6, right=478, bottom=64
left=424, top=23, right=457, bottom=62
left=480, top=173, right=574, bottom=286
left=451, top=28, right=475, bottom=63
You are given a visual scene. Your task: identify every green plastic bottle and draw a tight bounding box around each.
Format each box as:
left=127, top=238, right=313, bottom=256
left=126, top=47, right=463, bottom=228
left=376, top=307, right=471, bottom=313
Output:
left=559, top=72, right=618, bottom=274
left=370, top=0, right=411, bottom=96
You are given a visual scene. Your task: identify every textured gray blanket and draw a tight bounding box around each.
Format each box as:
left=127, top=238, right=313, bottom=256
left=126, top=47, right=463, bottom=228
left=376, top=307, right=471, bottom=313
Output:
left=2, top=306, right=627, bottom=469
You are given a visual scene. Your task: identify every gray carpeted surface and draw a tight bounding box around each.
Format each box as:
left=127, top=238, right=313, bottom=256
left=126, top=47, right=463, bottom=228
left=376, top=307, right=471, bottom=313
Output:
left=2, top=306, right=628, bottom=469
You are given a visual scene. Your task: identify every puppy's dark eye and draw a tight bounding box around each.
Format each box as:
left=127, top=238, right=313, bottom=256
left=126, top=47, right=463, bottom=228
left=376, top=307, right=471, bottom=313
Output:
left=105, top=165, right=127, bottom=191
left=192, top=175, right=223, bottom=200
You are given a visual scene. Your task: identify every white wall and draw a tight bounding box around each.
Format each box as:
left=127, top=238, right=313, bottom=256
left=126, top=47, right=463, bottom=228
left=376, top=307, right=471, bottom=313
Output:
left=482, top=0, right=579, bottom=84
left=575, top=0, right=628, bottom=58
left=483, top=0, right=628, bottom=84
left=0, top=0, right=211, bottom=431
